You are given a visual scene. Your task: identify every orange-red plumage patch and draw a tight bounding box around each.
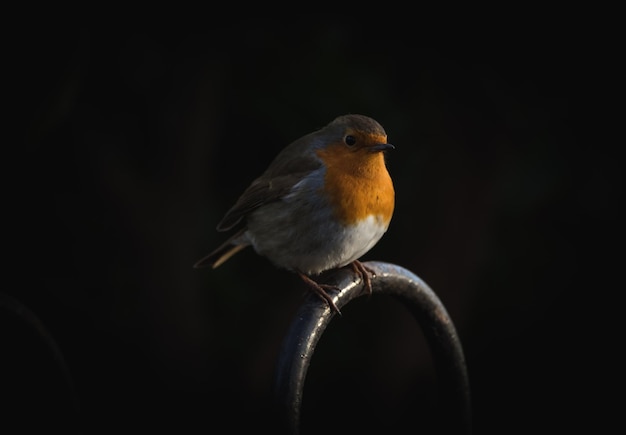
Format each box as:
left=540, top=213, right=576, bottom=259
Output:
left=316, top=139, right=394, bottom=226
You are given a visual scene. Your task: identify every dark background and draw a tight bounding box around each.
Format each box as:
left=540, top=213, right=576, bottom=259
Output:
left=4, top=14, right=621, bottom=434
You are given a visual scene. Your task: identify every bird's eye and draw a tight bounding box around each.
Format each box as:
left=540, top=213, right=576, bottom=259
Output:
left=344, top=135, right=357, bottom=146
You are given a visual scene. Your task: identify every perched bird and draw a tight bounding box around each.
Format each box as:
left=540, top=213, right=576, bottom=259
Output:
left=194, top=114, right=395, bottom=314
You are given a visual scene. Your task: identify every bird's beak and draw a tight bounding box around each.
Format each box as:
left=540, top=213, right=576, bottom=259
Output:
left=370, top=143, right=395, bottom=152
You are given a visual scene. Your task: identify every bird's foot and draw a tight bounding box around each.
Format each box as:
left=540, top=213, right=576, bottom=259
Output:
left=350, top=260, right=375, bottom=296
left=296, top=271, right=342, bottom=315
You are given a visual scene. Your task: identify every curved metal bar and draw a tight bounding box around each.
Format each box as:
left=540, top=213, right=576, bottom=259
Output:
left=273, top=261, right=472, bottom=434
left=0, top=292, right=80, bottom=416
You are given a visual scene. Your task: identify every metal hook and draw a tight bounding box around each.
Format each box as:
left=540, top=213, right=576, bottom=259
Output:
left=273, top=261, right=472, bottom=434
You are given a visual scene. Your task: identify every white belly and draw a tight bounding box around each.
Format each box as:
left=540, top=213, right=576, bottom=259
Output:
left=247, top=205, right=389, bottom=275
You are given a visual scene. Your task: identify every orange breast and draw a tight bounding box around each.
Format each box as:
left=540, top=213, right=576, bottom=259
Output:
left=316, top=143, right=395, bottom=226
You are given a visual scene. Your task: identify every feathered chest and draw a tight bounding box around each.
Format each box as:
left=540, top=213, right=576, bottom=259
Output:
left=316, top=147, right=395, bottom=226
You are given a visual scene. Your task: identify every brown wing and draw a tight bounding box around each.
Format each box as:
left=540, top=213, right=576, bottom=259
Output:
left=216, top=130, right=326, bottom=232
left=216, top=173, right=306, bottom=231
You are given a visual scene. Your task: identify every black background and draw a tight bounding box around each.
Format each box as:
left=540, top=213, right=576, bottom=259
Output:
left=4, top=12, right=621, bottom=434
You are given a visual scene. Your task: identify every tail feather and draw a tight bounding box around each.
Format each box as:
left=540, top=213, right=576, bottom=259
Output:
left=193, top=228, right=249, bottom=269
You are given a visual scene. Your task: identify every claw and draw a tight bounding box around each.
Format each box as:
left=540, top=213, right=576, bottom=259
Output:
left=351, top=260, right=375, bottom=296
left=296, top=271, right=342, bottom=315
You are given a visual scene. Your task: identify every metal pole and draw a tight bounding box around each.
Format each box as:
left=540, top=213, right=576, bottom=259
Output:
left=273, top=261, right=472, bottom=434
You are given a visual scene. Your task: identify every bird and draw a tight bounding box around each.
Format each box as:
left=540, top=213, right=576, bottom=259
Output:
left=194, top=114, right=395, bottom=314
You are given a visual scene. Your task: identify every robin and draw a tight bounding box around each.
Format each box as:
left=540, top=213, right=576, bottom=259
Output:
left=194, top=114, right=395, bottom=314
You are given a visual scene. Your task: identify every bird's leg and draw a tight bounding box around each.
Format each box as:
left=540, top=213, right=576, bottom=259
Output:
left=296, top=271, right=342, bottom=315
left=351, top=260, right=375, bottom=296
